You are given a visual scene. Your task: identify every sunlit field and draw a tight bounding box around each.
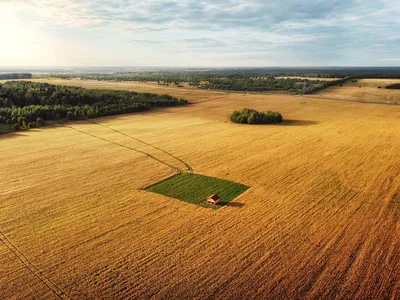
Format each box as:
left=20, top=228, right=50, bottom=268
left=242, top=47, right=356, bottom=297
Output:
left=1, top=80, right=399, bottom=299
left=311, top=78, right=400, bottom=104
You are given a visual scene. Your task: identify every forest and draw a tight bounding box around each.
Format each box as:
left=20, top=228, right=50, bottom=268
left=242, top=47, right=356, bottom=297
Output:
left=0, top=73, right=32, bottom=80
left=29, top=68, right=400, bottom=95
left=200, top=77, right=350, bottom=94
left=40, top=73, right=348, bottom=94
left=0, top=81, right=188, bottom=133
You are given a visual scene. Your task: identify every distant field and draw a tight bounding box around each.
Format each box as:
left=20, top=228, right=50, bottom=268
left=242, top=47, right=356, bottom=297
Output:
left=1, top=79, right=400, bottom=299
left=0, top=78, right=216, bottom=97
left=146, top=173, right=249, bottom=208
left=311, top=78, right=400, bottom=103
left=275, top=76, right=341, bottom=81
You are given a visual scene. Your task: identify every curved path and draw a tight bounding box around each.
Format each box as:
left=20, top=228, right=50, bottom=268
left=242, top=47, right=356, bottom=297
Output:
left=87, top=120, right=194, bottom=173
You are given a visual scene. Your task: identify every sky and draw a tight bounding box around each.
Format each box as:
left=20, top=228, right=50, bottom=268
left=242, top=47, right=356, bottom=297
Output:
left=0, top=0, right=399, bottom=67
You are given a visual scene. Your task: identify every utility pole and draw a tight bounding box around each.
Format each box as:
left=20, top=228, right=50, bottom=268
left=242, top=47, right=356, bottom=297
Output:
left=301, top=80, right=306, bottom=103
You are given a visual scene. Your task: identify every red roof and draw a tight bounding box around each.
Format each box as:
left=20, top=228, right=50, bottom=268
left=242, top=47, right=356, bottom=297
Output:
left=209, top=194, right=220, bottom=200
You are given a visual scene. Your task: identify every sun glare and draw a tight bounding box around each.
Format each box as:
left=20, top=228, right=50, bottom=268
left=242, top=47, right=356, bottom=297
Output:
left=0, top=5, right=49, bottom=65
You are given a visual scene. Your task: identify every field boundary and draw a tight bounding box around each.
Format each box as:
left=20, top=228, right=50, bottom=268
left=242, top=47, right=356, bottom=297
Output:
left=304, top=95, right=400, bottom=105
left=141, top=173, right=181, bottom=190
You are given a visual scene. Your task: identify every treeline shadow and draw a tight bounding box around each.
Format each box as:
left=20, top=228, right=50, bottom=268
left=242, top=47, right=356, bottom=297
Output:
left=279, top=119, right=319, bottom=126
left=0, top=132, right=29, bottom=140
left=216, top=201, right=246, bottom=208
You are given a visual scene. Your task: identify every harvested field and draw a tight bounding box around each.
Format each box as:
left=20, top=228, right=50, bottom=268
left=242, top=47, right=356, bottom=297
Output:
left=311, top=78, right=400, bottom=104
left=1, top=80, right=400, bottom=299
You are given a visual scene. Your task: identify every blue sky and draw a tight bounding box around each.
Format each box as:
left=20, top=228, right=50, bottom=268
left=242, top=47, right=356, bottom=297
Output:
left=0, top=0, right=399, bottom=67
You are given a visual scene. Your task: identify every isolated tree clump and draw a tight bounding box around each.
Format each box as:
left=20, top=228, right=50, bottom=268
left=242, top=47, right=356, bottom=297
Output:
left=230, top=108, right=283, bottom=125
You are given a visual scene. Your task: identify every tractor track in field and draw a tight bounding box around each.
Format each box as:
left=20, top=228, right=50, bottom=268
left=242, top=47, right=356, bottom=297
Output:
left=303, top=95, right=400, bottom=105
left=195, top=95, right=229, bottom=104
left=62, top=122, right=193, bottom=174
left=62, top=124, right=181, bottom=173
left=87, top=120, right=194, bottom=174
left=0, top=230, right=73, bottom=299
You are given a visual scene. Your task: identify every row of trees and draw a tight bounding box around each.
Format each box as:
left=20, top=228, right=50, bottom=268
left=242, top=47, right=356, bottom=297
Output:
left=303, top=77, right=352, bottom=94
left=0, top=73, right=32, bottom=80
left=385, top=83, right=400, bottom=89
left=231, top=108, right=283, bottom=125
left=0, top=81, right=188, bottom=133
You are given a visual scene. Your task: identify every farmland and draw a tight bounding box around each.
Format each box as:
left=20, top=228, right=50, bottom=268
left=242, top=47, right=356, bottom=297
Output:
left=311, top=78, right=400, bottom=104
left=1, top=79, right=400, bottom=299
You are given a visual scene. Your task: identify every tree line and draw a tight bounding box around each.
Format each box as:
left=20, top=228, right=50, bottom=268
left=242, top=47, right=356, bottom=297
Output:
left=0, top=73, right=32, bottom=80
left=32, top=69, right=400, bottom=95
left=231, top=108, right=283, bottom=125
left=0, top=81, right=188, bottom=133
left=302, top=77, right=351, bottom=94
left=385, top=83, right=400, bottom=89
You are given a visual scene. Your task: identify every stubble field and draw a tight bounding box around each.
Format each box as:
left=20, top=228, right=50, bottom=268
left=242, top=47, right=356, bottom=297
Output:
left=311, top=78, right=400, bottom=104
left=1, top=79, right=400, bottom=299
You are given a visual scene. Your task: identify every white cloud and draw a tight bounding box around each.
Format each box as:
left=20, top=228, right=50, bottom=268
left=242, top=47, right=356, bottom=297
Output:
left=0, top=0, right=400, bottom=66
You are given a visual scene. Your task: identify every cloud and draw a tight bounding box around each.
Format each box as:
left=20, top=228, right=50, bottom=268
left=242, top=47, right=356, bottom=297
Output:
left=1, top=0, right=400, bottom=66
left=1, top=0, right=390, bottom=31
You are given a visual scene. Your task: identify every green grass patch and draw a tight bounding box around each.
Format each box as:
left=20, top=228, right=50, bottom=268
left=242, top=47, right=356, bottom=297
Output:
left=146, top=173, right=250, bottom=208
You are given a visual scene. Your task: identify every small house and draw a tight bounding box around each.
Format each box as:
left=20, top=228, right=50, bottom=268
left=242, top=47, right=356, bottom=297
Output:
left=207, top=194, right=220, bottom=204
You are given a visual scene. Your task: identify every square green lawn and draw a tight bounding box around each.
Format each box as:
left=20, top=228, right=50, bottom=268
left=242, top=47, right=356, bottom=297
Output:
left=146, top=173, right=249, bottom=208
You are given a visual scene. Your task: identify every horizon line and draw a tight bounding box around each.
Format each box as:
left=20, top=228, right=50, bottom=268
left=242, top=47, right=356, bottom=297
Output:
left=1, top=66, right=400, bottom=69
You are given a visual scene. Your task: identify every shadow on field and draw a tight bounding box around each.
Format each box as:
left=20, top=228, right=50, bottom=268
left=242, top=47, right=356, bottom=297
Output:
left=0, top=132, right=29, bottom=139
left=279, top=119, right=319, bottom=126
left=217, top=201, right=246, bottom=208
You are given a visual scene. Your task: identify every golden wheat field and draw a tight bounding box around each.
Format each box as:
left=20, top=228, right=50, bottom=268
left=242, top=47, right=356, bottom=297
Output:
left=1, top=79, right=400, bottom=299
left=311, top=78, right=400, bottom=104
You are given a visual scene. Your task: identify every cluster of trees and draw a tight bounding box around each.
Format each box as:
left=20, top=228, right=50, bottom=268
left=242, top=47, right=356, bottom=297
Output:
left=0, top=73, right=32, bottom=80
left=0, top=81, right=188, bottom=133
left=385, top=83, right=400, bottom=89
left=230, top=108, right=283, bottom=125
